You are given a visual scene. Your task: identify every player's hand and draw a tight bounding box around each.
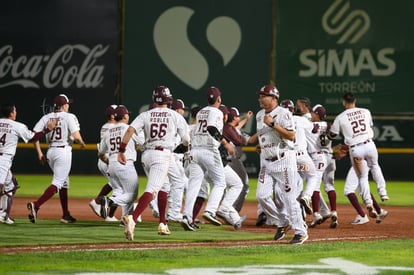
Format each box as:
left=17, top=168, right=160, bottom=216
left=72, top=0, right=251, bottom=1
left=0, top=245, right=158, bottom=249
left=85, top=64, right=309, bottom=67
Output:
left=245, top=111, right=253, bottom=120
left=312, top=123, right=320, bottom=133
left=118, top=152, right=126, bottom=165
left=46, top=118, right=57, bottom=131
left=264, top=114, right=273, bottom=127
left=38, top=154, right=47, bottom=165
left=255, top=144, right=261, bottom=154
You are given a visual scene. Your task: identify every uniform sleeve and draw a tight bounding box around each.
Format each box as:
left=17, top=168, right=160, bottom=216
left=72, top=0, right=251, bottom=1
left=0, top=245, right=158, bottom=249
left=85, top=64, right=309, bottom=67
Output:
left=130, top=113, right=145, bottom=133
left=176, top=115, right=190, bottom=146
left=330, top=116, right=340, bottom=135
left=16, top=122, right=35, bottom=143
left=33, top=115, right=46, bottom=132
left=223, top=124, right=244, bottom=146
left=68, top=113, right=81, bottom=134
left=98, top=132, right=108, bottom=154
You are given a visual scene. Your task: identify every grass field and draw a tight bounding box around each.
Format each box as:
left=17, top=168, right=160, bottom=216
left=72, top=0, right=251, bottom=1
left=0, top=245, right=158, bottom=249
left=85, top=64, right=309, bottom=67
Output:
left=1, top=175, right=413, bottom=274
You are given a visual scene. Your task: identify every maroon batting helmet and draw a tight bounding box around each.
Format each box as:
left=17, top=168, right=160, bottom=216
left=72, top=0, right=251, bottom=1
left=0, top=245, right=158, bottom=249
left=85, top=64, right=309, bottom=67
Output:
left=280, top=99, right=295, bottom=113
left=152, top=86, right=173, bottom=105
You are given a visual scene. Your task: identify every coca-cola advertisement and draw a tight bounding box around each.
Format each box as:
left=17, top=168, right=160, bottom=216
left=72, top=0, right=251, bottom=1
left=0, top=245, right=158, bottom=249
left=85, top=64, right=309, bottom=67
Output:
left=0, top=0, right=120, bottom=173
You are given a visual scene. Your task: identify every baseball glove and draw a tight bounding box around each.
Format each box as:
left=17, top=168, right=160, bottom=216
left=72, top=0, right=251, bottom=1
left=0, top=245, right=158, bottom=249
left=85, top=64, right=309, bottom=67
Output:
left=332, top=144, right=349, bottom=160
left=173, top=143, right=188, bottom=154
left=219, top=144, right=230, bottom=166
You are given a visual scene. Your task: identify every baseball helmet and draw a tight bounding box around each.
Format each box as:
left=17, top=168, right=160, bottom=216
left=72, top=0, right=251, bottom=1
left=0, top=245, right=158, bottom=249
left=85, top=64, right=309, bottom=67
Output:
left=280, top=99, right=295, bottom=113
left=152, top=86, right=173, bottom=104
left=257, top=85, right=279, bottom=98
left=312, top=104, right=327, bottom=120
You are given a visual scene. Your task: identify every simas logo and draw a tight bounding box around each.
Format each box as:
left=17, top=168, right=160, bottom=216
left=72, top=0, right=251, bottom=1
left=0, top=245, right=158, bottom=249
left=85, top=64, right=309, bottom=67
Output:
left=298, top=0, right=396, bottom=94
left=153, top=6, right=241, bottom=90
left=0, top=44, right=108, bottom=89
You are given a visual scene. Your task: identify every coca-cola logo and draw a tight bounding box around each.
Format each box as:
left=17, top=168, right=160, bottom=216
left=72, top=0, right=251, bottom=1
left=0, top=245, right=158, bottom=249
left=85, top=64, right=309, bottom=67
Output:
left=0, top=44, right=108, bottom=89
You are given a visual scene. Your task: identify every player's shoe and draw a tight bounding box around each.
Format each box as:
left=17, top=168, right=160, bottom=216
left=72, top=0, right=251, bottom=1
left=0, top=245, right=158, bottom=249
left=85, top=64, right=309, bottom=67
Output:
left=366, top=205, right=377, bottom=219
left=202, top=211, right=222, bottom=226
left=60, top=214, right=77, bottom=223
left=234, top=215, right=247, bottom=230
left=180, top=215, right=197, bottom=231
left=274, top=225, right=290, bottom=241
left=376, top=209, right=389, bottom=224
left=0, top=215, right=15, bottom=225
left=380, top=195, right=390, bottom=202
left=299, top=196, right=313, bottom=215
left=351, top=214, right=369, bottom=225
left=89, top=199, right=101, bottom=217
left=330, top=211, right=338, bottom=228
left=27, top=202, right=37, bottom=224
left=122, top=215, right=136, bottom=241
left=309, top=212, right=323, bottom=228
left=289, top=234, right=308, bottom=245
left=255, top=212, right=267, bottom=226
left=105, top=216, right=119, bottom=222
left=99, top=196, right=109, bottom=218
left=158, top=223, right=171, bottom=235
left=166, top=213, right=183, bottom=223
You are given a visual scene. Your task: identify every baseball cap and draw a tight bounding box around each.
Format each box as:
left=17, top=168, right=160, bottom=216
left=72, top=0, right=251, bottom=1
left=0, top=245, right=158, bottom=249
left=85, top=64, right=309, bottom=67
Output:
left=114, top=105, right=131, bottom=121
left=219, top=104, right=229, bottom=115
left=257, top=85, right=279, bottom=98
left=105, top=105, right=117, bottom=117
left=312, top=104, right=326, bottom=120
left=171, top=99, right=188, bottom=110
left=228, top=107, right=240, bottom=121
left=206, top=86, right=221, bottom=102
left=54, top=94, right=74, bottom=106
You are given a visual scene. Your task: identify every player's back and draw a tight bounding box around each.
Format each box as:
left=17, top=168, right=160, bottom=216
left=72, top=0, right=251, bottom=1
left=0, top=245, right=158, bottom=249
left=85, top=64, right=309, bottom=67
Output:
left=191, top=106, right=223, bottom=148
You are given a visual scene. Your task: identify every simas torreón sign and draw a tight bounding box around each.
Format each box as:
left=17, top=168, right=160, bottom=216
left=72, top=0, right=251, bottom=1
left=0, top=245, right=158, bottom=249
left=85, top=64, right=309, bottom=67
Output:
left=275, top=0, right=414, bottom=115
left=0, top=0, right=120, bottom=143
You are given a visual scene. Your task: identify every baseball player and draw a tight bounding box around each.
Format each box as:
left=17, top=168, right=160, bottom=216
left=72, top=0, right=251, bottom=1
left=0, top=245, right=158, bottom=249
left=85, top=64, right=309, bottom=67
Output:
left=225, top=107, right=258, bottom=213
left=0, top=103, right=56, bottom=224
left=307, top=104, right=338, bottom=228
left=328, top=92, right=388, bottom=224
left=256, top=85, right=308, bottom=244
left=166, top=99, right=190, bottom=222
left=89, top=105, right=121, bottom=222
left=98, top=105, right=144, bottom=222
left=28, top=94, right=86, bottom=224
left=180, top=87, right=235, bottom=231
left=121, top=86, right=190, bottom=240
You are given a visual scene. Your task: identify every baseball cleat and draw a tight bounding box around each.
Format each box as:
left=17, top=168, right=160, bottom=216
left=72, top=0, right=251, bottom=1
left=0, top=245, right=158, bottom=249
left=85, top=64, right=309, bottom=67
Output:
left=0, top=216, right=15, bottom=225
left=234, top=215, right=247, bottom=230
left=180, top=216, right=197, bottom=231
left=330, top=211, right=338, bottom=228
left=309, top=212, right=323, bottom=228
left=99, top=196, right=108, bottom=218
left=380, top=195, right=390, bottom=202
left=122, top=215, right=136, bottom=241
left=27, top=202, right=37, bottom=224
left=255, top=212, right=267, bottom=226
left=367, top=205, right=377, bottom=219
left=89, top=199, right=101, bottom=217
left=351, top=214, right=369, bottom=225
left=158, top=223, right=171, bottom=235
left=376, top=209, right=389, bottom=224
left=202, top=211, right=222, bottom=226
left=105, top=216, right=119, bottom=222
left=289, top=234, right=308, bottom=245
left=60, top=215, right=77, bottom=224
left=299, top=196, right=313, bottom=215
left=274, top=225, right=290, bottom=241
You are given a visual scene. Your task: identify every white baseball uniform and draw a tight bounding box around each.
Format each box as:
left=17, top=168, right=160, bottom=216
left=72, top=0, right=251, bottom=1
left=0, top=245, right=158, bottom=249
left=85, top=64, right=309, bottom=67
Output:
left=256, top=106, right=307, bottom=236
left=183, top=106, right=226, bottom=223
left=34, top=111, right=81, bottom=189
left=99, top=122, right=144, bottom=216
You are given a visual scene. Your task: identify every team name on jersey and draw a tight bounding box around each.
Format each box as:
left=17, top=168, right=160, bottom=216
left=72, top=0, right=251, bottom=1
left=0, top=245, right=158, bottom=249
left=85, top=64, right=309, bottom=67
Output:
left=0, top=122, right=11, bottom=129
left=346, top=110, right=365, bottom=121
left=150, top=112, right=171, bottom=123
left=109, top=126, right=123, bottom=137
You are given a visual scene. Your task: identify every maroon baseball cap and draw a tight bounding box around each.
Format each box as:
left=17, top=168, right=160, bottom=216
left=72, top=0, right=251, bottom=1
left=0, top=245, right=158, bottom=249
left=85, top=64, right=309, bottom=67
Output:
left=54, top=94, right=74, bottom=106
left=171, top=99, right=188, bottom=110
left=312, top=104, right=326, bottom=120
left=228, top=107, right=240, bottom=121
left=219, top=104, right=229, bottom=115
left=206, top=86, right=221, bottom=102
left=257, top=85, right=279, bottom=98
left=105, top=105, right=117, bottom=117
left=114, top=105, right=131, bottom=120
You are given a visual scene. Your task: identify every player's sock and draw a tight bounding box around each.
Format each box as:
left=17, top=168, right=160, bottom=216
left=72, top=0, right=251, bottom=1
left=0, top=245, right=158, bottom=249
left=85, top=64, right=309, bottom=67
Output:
left=327, top=190, right=337, bottom=211
left=97, top=184, right=113, bottom=200
left=132, top=192, right=153, bottom=222
left=157, top=191, right=168, bottom=224
left=347, top=193, right=366, bottom=217
left=311, top=191, right=320, bottom=213
left=59, top=188, right=69, bottom=216
left=35, top=185, right=58, bottom=208
left=192, top=196, right=205, bottom=222
left=370, top=193, right=381, bottom=213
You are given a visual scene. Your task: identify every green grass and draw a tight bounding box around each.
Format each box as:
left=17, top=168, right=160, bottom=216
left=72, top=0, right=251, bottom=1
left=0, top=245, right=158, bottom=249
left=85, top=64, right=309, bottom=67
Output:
left=0, top=174, right=413, bottom=274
